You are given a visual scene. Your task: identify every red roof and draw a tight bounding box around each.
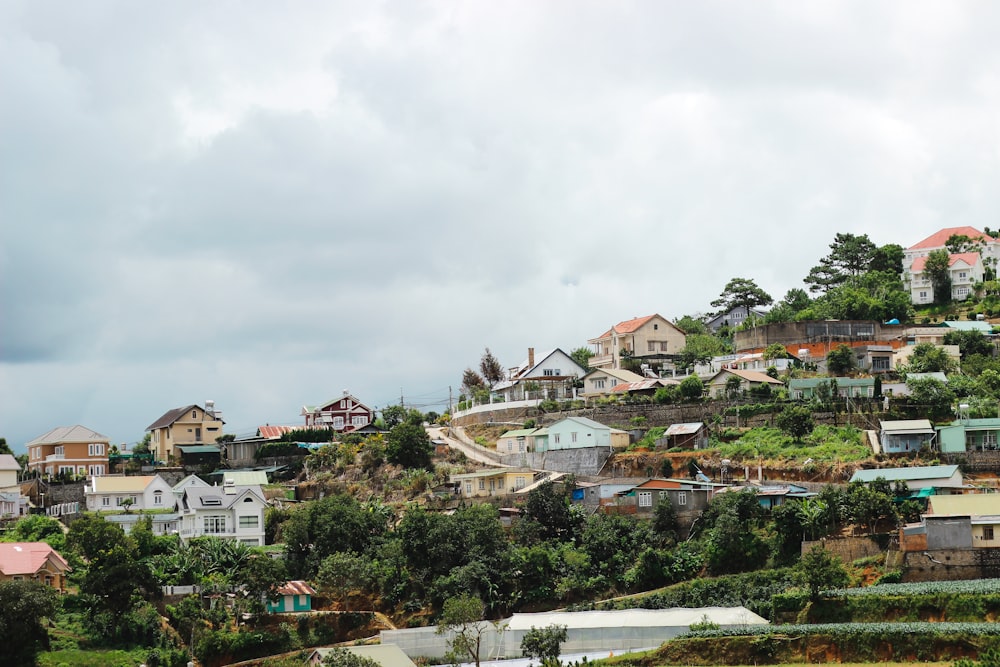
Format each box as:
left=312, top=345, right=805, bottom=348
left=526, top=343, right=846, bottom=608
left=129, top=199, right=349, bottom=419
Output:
left=0, top=542, right=69, bottom=576
left=258, top=425, right=296, bottom=440
left=909, top=226, right=993, bottom=250
left=910, top=252, right=981, bottom=272
left=592, top=314, right=670, bottom=341
left=276, top=580, right=316, bottom=596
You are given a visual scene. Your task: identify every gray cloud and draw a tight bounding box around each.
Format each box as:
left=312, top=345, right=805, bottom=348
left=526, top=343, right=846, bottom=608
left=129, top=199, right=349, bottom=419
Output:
left=5, top=1, right=1000, bottom=445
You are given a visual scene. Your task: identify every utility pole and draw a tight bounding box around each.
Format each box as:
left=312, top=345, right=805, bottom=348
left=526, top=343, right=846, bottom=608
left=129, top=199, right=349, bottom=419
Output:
left=449, top=386, right=453, bottom=415
left=400, top=388, right=404, bottom=409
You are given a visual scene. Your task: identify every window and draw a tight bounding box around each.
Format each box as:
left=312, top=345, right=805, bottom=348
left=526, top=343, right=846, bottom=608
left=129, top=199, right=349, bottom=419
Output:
left=116, top=496, right=124, bottom=506
left=986, top=527, right=995, bottom=541
left=352, top=415, right=368, bottom=427
left=594, top=379, right=605, bottom=389
left=192, top=410, right=197, bottom=418
left=638, top=491, right=652, bottom=507
left=677, top=492, right=687, bottom=506
left=919, top=291, right=928, bottom=299
left=102, top=497, right=110, bottom=507
left=203, top=516, right=227, bottom=534
left=515, top=476, right=526, bottom=489
left=571, top=432, right=578, bottom=443
left=872, top=357, right=891, bottom=371
left=478, top=479, right=485, bottom=490
left=653, top=323, right=658, bottom=330
left=333, top=416, right=344, bottom=429
left=58, top=465, right=73, bottom=475
left=88, top=443, right=104, bottom=456
left=55, top=446, right=64, bottom=456
left=507, top=441, right=513, bottom=452
left=648, top=341, right=656, bottom=352
left=544, top=369, right=555, bottom=376
left=658, top=490, right=667, bottom=499
left=340, top=400, right=346, bottom=408
left=553, top=434, right=561, bottom=445
left=959, top=271, right=968, bottom=279
left=154, top=491, right=162, bottom=506
left=89, top=465, right=105, bottom=476
left=239, top=515, right=259, bottom=529
left=957, top=287, right=969, bottom=297
left=465, top=482, right=472, bottom=495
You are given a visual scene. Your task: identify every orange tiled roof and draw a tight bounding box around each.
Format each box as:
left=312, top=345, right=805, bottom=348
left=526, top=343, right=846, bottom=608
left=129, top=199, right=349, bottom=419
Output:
left=910, top=252, right=981, bottom=272
left=909, top=226, right=993, bottom=250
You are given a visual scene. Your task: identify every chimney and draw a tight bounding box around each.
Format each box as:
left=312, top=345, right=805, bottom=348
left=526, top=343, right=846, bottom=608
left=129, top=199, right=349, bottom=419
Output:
left=528, top=348, right=535, bottom=368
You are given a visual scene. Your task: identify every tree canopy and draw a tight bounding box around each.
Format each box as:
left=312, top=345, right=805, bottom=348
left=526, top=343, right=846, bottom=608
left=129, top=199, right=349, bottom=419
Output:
left=804, top=233, right=877, bottom=293
left=711, top=277, right=773, bottom=320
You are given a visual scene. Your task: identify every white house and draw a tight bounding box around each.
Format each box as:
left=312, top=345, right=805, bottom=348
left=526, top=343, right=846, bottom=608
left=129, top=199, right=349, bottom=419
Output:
left=491, top=348, right=588, bottom=402
left=906, top=252, right=984, bottom=304
left=178, top=485, right=267, bottom=546
left=85, top=475, right=177, bottom=512
left=0, top=455, right=20, bottom=492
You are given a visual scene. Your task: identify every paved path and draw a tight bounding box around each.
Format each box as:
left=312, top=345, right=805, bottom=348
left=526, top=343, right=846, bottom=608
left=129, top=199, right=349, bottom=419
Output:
left=427, top=426, right=505, bottom=466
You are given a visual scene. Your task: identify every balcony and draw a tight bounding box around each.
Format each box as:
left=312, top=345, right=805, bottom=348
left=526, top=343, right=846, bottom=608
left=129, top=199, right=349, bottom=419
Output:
left=588, top=354, right=614, bottom=368
left=45, top=453, right=65, bottom=462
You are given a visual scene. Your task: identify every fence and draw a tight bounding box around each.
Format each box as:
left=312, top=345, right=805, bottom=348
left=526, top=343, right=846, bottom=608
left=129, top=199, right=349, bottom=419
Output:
left=46, top=502, right=80, bottom=518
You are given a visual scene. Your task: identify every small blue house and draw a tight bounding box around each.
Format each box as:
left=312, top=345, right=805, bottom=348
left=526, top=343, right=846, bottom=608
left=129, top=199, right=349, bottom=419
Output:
left=267, top=580, right=317, bottom=613
left=879, top=420, right=936, bottom=454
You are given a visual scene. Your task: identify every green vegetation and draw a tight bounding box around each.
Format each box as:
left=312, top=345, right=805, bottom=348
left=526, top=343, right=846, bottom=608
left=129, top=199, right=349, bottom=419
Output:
left=716, top=425, right=870, bottom=463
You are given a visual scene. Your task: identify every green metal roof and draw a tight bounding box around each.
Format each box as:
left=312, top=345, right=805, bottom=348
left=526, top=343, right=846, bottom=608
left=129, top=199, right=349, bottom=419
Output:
left=176, top=445, right=222, bottom=454
left=498, top=428, right=539, bottom=438
left=850, top=464, right=959, bottom=484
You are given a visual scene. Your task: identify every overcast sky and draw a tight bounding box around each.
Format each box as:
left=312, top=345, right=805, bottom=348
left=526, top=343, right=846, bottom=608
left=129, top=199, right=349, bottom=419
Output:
left=4, top=1, right=1000, bottom=449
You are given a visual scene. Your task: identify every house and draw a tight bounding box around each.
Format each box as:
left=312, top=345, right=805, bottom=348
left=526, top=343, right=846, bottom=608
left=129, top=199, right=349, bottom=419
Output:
left=587, top=314, right=687, bottom=374
left=852, top=344, right=895, bottom=374
left=25, top=425, right=110, bottom=477
left=882, top=372, right=948, bottom=397
left=0, top=542, right=70, bottom=591
left=85, top=474, right=177, bottom=512
left=715, top=483, right=815, bottom=510
left=532, top=417, right=617, bottom=452
left=879, top=420, right=936, bottom=454
left=491, top=348, right=588, bottom=402
left=302, top=391, right=374, bottom=432
left=227, top=425, right=298, bottom=467
left=172, top=474, right=212, bottom=500
left=706, top=369, right=783, bottom=398
left=902, top=225, right=997, bottom=304
left=0, top=454, right=20, bottom=492
left=580, top=367, right=645, bottom=400
left=573, top=478, right=651, bottom=508
left=609, top=378, right=680, bottom=398
left=496, top=428, right=540, bottom=455
left=937, top=418, right=1000, bottom=453
left=706, top=306, right=767, bottom=332
left=177, top=484, right=268, bottom=545
left=619, top=478, right=718, bottom=522
left=146, top=402, right=225, bottom=464
left=849, top=464, right=964, bottom=491
left=788, top=377, right=876, bottom=399
left=923, top=494, right=1000, bottom=549
left=906, top=252, right=984, bottom=304
left=449, top=468, right=538, bottom=498
left=308, top=644, right=417, bottom=667
left=0, top=492, right=28, bottom=519
left=267, top=580, right=317, bottom=613
left=659, top=423, right=709, bottom=450
left=894, top=343, right=961, bottom=371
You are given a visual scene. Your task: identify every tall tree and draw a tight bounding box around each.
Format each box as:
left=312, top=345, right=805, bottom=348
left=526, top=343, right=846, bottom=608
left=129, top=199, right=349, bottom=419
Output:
left=924, top=249, right=953, bottom=305
left=0, top=580, right=57, bottom=666
left=804, top=233, right=878, bottom=293
left=461, top=368, right=485, bottom=396
left=826, top=344, right=855, bottom=376
left=569, top=347, right=594, bottom=368
left=711, top=277, right=773, bottom=321
left=436, top=594, right=490, bottom=667
left=386, top=420, right=433, bottom=469
left=870, top=244, right=905, bottom=275
left=479, top=348, right=504, bottom=390
left=906, top=342, right=957, bottom=374
left=674, top=315, right=709, bottom=335
left=945, top=233, right=986, bottom=254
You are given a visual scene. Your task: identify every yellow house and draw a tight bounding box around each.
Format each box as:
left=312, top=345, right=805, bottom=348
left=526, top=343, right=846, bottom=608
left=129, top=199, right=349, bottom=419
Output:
left=25, top=425, right=110, bottom=477
left=587, top=314, right=687, bottom=372
left=449, top=468, right=537, bottom=498
left=146, top=402, right=225, bottom=463
left=0, top=542, right=71, bottom=591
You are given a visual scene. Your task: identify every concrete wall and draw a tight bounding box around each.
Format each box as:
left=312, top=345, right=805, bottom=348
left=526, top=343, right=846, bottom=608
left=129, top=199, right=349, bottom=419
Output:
left=802, top=536, right=884, bottom=562
left=902, top=547, right=1000, bottom=582
left=926, top=517, right=973, bottom=550
left=499, top=446, right=612, bottom=476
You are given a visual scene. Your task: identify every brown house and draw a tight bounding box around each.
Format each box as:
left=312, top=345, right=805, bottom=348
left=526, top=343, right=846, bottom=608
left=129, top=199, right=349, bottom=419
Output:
left=0, top=542, right=70, bottom=591
left=146, top=402, right=225, bottom=464
left=26, top=425, right=110, bottom=477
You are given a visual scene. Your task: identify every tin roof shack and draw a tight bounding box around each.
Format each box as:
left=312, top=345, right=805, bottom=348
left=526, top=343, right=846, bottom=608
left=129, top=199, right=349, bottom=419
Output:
left=658, top=422, right=708, bottom=450
left=879, top=420, right=936, bottom=455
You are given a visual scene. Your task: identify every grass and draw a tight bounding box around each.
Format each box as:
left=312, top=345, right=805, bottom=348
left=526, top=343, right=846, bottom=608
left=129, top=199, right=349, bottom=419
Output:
left=716, top=425, right=871, bottom=463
